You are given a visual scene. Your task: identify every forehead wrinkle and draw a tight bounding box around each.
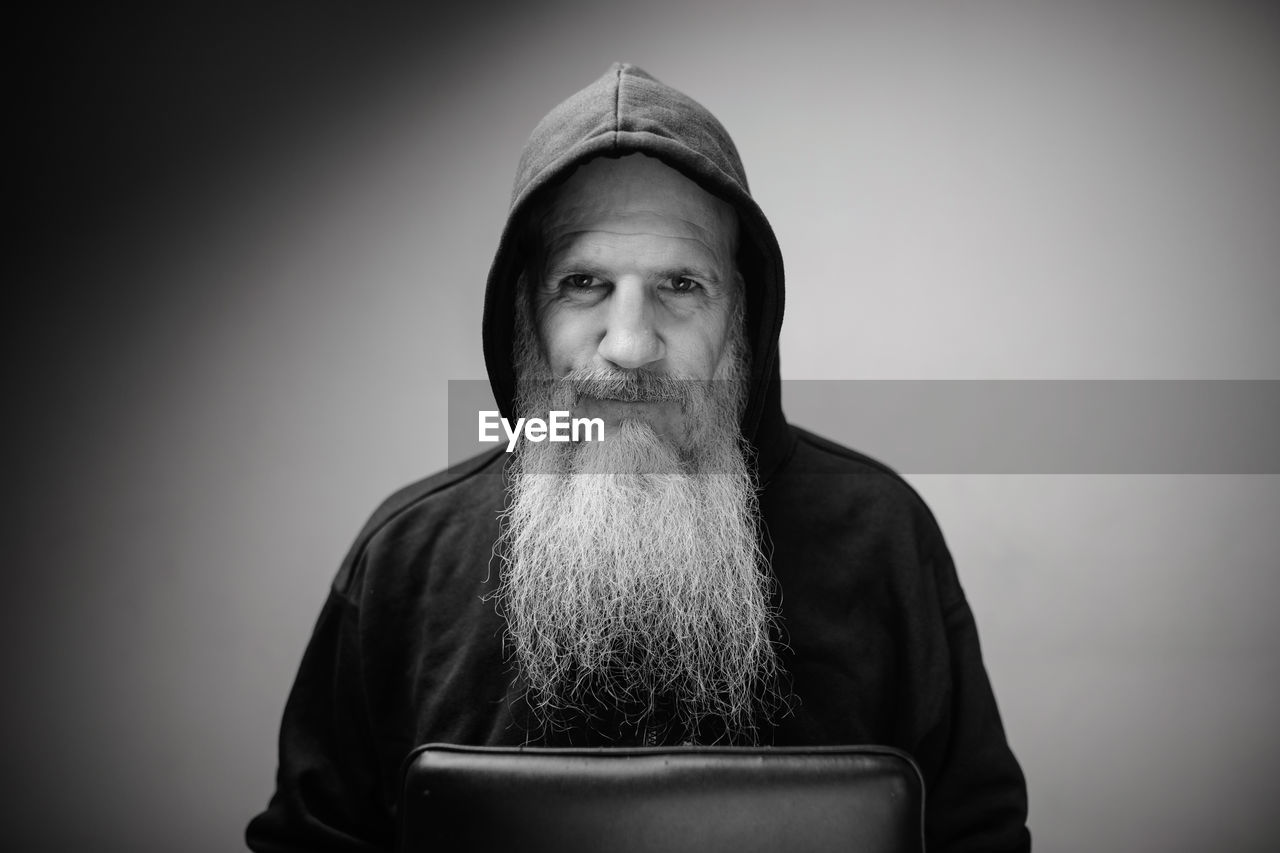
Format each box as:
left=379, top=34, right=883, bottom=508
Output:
left=544, top=206, right=734, bottom=271
left=547, top=225, right=724, bottom=255
left=539, top=153, right=740, bottom=269
left=547, top=198, right=730, bottom=234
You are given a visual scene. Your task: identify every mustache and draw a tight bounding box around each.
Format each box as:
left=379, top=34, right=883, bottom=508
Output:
left=560, top=366, right=689, bottom=404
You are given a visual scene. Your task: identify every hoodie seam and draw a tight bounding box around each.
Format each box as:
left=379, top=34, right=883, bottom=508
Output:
left=613, top=64, right=623, bottom=143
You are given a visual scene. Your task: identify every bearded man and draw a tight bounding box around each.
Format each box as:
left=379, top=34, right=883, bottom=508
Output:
left=248, top=64, right=1031, bottom=852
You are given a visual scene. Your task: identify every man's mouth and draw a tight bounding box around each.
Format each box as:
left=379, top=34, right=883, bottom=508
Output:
left=557, top=369, right=692, bottom=438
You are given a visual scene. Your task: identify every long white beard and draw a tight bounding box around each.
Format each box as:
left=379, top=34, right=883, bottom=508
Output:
left=494, top=306, right=783, bottom=744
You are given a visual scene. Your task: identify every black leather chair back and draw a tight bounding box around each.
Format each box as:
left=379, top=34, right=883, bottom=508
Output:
left=397, top=744, right=925, bottom=853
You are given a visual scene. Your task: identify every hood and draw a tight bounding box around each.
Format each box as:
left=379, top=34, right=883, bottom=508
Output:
left=482, top=63, right=790, bottom=477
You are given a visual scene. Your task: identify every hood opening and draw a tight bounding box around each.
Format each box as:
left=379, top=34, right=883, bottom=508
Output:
left=480, top=64, right=788, bottom=467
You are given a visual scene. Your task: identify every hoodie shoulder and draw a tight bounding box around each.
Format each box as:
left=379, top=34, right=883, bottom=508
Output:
left=331, top=448, right=507, bottom=594
left=775, top=425, right=949, bottom=553
left=790, top=426, right=905, bottom=478
left=365, top=448, right=505, bottom=533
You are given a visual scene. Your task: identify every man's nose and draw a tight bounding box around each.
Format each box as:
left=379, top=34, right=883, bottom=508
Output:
left=596, top=283, right=664, bottom=370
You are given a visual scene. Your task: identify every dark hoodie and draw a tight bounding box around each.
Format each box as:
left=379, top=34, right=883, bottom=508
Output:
left=247, top=64, right=1030, bottom=852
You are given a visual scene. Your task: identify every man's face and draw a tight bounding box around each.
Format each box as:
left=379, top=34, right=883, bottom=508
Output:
left=532, top=153, right=742, bottom=442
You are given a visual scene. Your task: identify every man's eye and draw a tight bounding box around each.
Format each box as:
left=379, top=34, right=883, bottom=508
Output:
left=561, top=274, right=597, bottom=290
left=672, top=276, right=701, bottom=293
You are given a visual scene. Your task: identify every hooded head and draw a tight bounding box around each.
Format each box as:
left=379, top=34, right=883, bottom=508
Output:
left=483, top=62, right=787, bottom=472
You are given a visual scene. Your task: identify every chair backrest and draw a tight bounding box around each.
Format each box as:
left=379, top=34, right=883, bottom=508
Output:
left=397, top=744, right=925, bottom=853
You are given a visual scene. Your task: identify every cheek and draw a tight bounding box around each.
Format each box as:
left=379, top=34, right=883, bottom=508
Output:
left=536, top=308, right=593, bottom=374
left=670, top=318, right=733, bottom=380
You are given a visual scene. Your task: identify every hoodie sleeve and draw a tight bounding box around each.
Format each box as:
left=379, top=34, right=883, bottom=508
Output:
left=245, top=582, right=395, bottom=853
left=921, top=542, right=1032, bottom=853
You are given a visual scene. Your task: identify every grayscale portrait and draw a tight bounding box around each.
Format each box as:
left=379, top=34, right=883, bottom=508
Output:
left=9, top=3, right=1278, bottom=852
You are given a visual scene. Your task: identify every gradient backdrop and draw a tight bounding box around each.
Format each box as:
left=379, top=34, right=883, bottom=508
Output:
left=10, top=2, right=1279, bottom=851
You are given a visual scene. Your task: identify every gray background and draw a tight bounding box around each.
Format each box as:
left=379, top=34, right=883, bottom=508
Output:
left=10, top=1, right=1279, bottom=851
